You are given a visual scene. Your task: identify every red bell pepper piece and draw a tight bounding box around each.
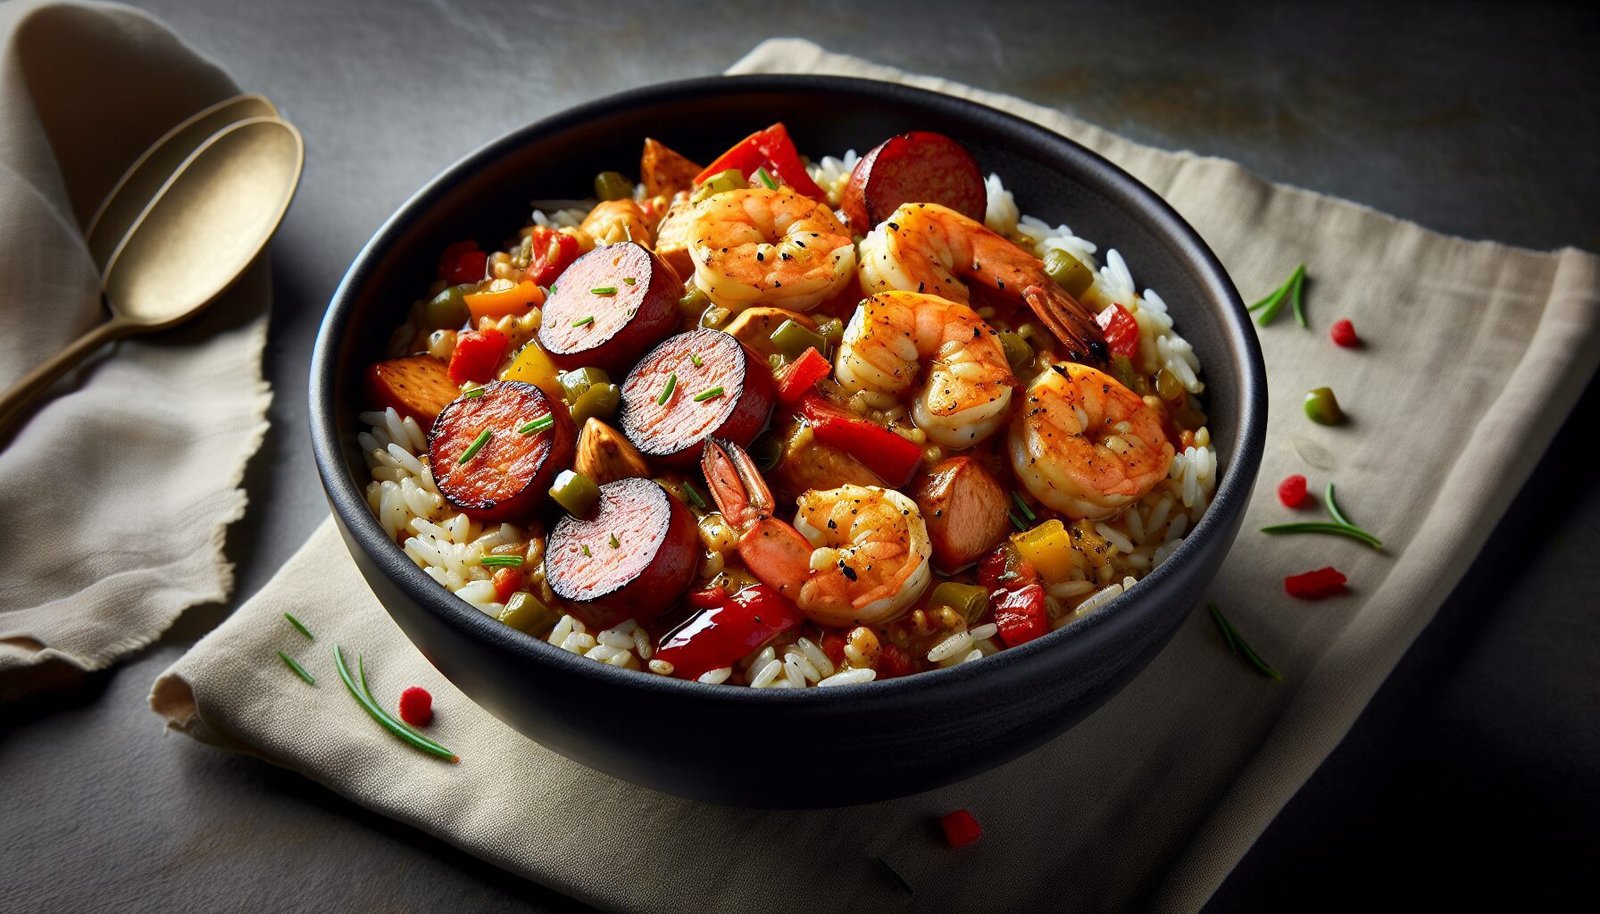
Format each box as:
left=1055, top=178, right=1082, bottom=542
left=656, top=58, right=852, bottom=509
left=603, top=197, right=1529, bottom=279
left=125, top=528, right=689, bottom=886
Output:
left=654, top=583, right=804, bottom=680
left=977, top=544, right=1038, bottom=591
left=1284, top=566, right=1348, bottom=600
left=1277, top=474, right=1309, bottom=509
left=524, top=227, right=583, bottom=287
left=694, top=123, right=828, bottom=202
left=992, top=583, right=1048, bottom=647
left=940, top=809, right=983, bottom=848
left=447, top=328, right=508, bottom=385
left=798, top=394, right=923, bottom=488
left=775, top=346, right=831, bottom=405
left=439, top=240, right=487, bottom=285
left=1096, top=303, right=1141, bottom=359
left=491, top=566, right=525, bottom=604
left=820, top=630, right=847, bottom=667
left=1330, top=318, right=1360, bottom=348
left=397, top=686, right=433, bottom=727
left=876, top=642, right=916, bottom=679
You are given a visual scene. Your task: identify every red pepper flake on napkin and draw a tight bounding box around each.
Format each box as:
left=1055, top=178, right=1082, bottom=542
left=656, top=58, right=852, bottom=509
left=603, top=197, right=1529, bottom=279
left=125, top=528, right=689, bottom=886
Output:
left=1330, top=318, right=1360, bottom=348
left=1277, top=474, right=1309, bottom=509
left=941, top=809, right=983, bottom=848
left=1284, top=567, right=1348, bottom=599
left=399, top=686, right=434, bottom=727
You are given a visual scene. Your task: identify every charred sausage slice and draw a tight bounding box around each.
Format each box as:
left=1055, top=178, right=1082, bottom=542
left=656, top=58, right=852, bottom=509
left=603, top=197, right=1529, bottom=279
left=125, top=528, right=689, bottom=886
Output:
left=428, top=380, right=575, bottom=522
left=535, top=242, right=680, bottom=373
left=841, top=131, right=987, bottom=231
left=366, top=355, right=458, bottom=430
left=545, top=476, right=699, bottom=629
left=618, top=328, right=775, bottom=467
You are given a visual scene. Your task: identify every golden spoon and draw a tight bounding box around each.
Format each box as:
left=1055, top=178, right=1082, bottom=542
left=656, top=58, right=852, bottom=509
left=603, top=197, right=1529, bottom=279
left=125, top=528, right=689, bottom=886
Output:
left=0, top=115, right=304, bottom=438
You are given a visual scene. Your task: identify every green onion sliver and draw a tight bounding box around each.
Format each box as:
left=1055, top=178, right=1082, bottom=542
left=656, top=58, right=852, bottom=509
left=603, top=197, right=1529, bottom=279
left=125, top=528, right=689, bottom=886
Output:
left=481, top=554, right=524, bottom=567
left=689, top=353, right=703, bottom=367
left=1206, top=603, right=1282, bottom=680
left=278, top=650, right=316, bottom=685
left=518, top=415, right=554, bottom=435
left=682, top=480, right=707, bottom=509
left=462, top=386, right=486, bottom=399
left=571, top=315, right=595, bottom=327
left=754, top=167, right=778, bottom=190
left=622, top=277, right=637, bottom=286
left=1259, top=522, right=1383, bottom=550
left=609, top=533, right=620, bottom=549
left=1011, top=492, right=1036, bottom=522
left=457, top=429, right=491, bottom=464
left=1289, top=265, right=1308, bottom=328
left=1249, top=263, right=1306, bottom=327
left=590, top=286, right=617, bottom=296
left=1325, top=482, right=1355, bottom=527
left=692, top=386, right=725, bottom=402
left=658, top=372, right=678, bottom=406
left=333, top=646, right=458, bottom=762
left=284, top=612, right=314, bottom=640
left=1008, top=509, right=1027, bottom=532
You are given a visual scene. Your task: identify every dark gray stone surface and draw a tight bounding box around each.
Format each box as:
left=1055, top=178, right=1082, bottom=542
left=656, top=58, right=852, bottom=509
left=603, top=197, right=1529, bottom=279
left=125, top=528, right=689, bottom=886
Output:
left=3, top=1, right=1596, bottom=910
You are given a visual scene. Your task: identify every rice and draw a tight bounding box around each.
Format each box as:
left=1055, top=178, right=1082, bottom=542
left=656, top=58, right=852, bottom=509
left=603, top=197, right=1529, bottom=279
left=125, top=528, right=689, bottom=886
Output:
left=359, top=158, right=1218, bottom=688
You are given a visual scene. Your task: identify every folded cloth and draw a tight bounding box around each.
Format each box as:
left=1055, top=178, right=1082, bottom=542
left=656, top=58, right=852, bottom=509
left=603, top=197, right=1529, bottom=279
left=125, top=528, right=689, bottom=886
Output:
left=0, top=0, right=271, bottom=698
left=151, top=38, right=1599, bottom=914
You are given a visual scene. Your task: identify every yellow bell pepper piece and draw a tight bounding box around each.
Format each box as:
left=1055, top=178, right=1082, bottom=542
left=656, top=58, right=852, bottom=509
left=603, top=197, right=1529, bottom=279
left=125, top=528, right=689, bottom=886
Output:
left=1010, top=519, right=1078, bottom=583
left=464, top=280, right=544, bottom=322
left=501, top=339, right=563, bottom=400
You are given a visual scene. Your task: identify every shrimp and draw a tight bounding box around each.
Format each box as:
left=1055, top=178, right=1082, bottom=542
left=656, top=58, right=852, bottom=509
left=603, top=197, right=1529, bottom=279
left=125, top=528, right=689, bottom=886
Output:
left=702, top=438, right=932, bottom=627
left=579, top=199, right=654, bottom=248
left=834, top=291, right=1015, bottom=448
left=858, top=202, right=1109, bottom=366
left=1009, top=362, right=1174, bottom=520
left=687, top=186, right=857, bottom=313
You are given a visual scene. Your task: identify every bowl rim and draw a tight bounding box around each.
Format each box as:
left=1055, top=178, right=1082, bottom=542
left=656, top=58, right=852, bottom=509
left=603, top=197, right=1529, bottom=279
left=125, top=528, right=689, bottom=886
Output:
left=309, top=73, right=1266, bottom=710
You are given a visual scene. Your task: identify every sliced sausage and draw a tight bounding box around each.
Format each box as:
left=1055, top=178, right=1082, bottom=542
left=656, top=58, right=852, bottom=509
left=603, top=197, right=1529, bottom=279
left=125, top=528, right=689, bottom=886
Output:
left=640, top=138, right=702, bottom=198
left=913, top=456, right=1010, bottom=573
left=840, top=132, right=987, bottom=232
left=428, top=381, right=575, bottom=522
left=545, top=476, right=699, bottom=629
left=366, top=355, right=458, bottom=430
left=535, top=242, right=679, bottom=373
left=618, top=328, right=775, bottom=467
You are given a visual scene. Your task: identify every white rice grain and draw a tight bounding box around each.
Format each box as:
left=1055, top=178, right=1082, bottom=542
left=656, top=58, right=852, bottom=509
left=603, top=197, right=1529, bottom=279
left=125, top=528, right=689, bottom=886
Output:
left=927, top=630, right=974, bottom=663
left=818, top=668, right=877, bottom=687
left=698, top=666, right=732, bottom=685
left=750, top=658, right=784, bottom=689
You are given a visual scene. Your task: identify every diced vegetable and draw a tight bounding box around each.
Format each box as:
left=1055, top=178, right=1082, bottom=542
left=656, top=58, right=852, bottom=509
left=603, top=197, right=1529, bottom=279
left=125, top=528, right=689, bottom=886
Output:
left=977, top=543, right=1037, bottom=591
left=992, top=583, right=1048, bottom=647
left=422, top=286, right=471, bottom=330
left=500, top=341, right=564, bottom=401
left=568, top=382, right=621, bottom=426
left=815, top=317, right=845, bottom=347
left=998, top=331, right=1033, bottom=371
left=549, top=469, right=600, bottom=517
left=498, top=591, right=560, bottom=636
left=1044, top=248, right=1094, bottom=298
left=774, top=346, right=831, bottom=405
left=438, top=241, right=487, bottom=285
left=397, top=686, right=433, bottom=727
left=929, top=581, right=989, bottom=626
left=769, top=319, right=828, bottom=359
left=798, top=394, right=924, bottom=488
left=366, top=355, right=458, bottom=429
left=653, top=583, right=804, bottom=680
left=593, top=170, right=634, bottom=202
left=1278, top=474, right=1309, bottom=509
left=1284, top=566, right=1348, bottom=599
left=1330, top=318, right=1360, bottom=348
left=447, top=328, right=509, bottom=384
left=1010, top=519, right=1078, bottom=584
left=876, top=642, right=916, bottom=679
left=524, top=227, right=583, bottom=287
left=1304, top=387, right=1345, bottom=425
left=940, top=809, right=983, bottom=848
left=691, top=168, right=748, bottom=203
left=464, top=280, right=544, bottom=322
left=558, top=366, right=612, bottom=402
left=491, top=566, right=525, bottom=603
left=1095, top=303, right=1141, bottom=359
left=693, top=123, right=828, bottom=201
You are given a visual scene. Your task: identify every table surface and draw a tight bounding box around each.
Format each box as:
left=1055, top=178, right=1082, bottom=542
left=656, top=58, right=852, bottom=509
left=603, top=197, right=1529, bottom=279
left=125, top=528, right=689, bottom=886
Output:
left=4, top=1, right=1597, bottom=910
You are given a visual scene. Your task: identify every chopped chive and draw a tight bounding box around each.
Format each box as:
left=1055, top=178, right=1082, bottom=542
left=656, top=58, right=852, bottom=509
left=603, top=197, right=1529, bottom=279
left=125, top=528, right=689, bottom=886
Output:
left=1325, top=482, right=1355, bottom=527
left=1008, top=509, right=1027, bottom=532
left=571, top=315, right=595, bottom=327
left=872, top=857, right=913, bottom=895
left=689, top=353, right=703, bottom=367
left=657, top=372, right=678, bottom=406
left=622, top=277, right=637, bottom=286
left=682, top=480, right=707, bottom=509
left=754, top=166, right=778, bottom=190
left=1259, top=522, right=1384, bottom=550
left=334, top=646, right=458, bottom=762
left=462, top=386, right=486, bottom=399
left=284, top=612, right=314, bottom=640
left=609, top=533, right=620, bottom=549
left=590, top=286, right=617, bottom=296
left=1290, top=266, right=1308, bottom=327
left=481, top=555, right=524, bottom=567
left=692, top=386, right=725, bottom=402
left=1206, top=603, right=1281, bottom=680
left=457, top=429, right=491, bottom=464
left=1250, top=264, right=1306, bottom=327
left=550, top=283, right=558, bottom=293
left=518, top=414, right=555, bottom=435
left=278, top=650, right=316, bottom=685
left=580, top=544, right=592, bottom=557
left=1011, top=492, right=1036, bottom=522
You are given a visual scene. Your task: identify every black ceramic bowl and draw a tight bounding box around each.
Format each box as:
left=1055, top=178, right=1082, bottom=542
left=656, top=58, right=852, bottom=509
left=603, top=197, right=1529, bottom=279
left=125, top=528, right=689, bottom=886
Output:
left=310, top=75, right=1266, bottom=808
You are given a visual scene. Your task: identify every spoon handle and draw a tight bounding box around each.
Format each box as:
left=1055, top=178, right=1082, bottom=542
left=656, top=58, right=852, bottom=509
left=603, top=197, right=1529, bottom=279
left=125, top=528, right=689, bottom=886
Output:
left=0, top=319, right=136, bottom=442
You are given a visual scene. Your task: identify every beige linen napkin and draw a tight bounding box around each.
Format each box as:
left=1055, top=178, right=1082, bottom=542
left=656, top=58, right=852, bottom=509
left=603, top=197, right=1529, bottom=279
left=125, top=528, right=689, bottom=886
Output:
left=152, top=39, right=1599, bottom=914
left=0, top=0, right=271, bottom=698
